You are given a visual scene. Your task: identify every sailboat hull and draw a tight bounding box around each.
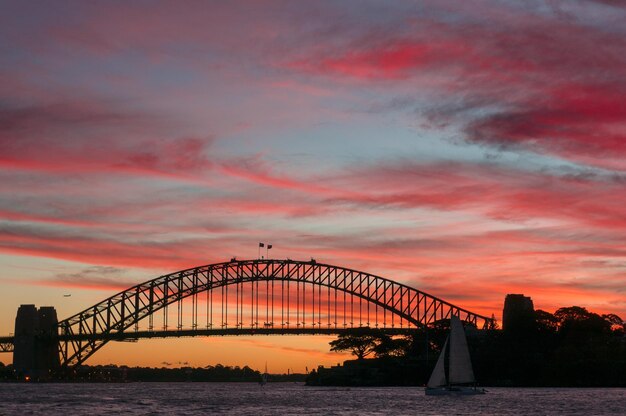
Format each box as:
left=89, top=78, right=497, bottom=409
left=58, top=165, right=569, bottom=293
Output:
left=425, top=386, right=486, bottom=396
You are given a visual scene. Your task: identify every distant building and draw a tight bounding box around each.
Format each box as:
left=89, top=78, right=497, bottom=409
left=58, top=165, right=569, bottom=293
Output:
left=502, top=294, right=535, bottom=332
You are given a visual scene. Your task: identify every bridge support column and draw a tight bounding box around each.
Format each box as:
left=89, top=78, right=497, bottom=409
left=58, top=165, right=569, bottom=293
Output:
left=13, top=305, right=60, bottom=381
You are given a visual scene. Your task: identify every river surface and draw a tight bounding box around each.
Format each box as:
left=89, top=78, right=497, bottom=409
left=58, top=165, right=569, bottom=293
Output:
left=1, top=383, right=625, bottom=415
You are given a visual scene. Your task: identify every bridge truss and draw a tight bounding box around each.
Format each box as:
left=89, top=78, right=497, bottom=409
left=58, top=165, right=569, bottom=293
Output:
left=53, top=259, right=492, bottom=367
left=0, top=340, right=12, bottom=353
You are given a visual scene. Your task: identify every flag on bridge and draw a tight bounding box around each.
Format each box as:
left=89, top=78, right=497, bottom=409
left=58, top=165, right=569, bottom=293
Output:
left=259, top=242, right=264, bottom=248
left=268, top=244, right=272, bottom=249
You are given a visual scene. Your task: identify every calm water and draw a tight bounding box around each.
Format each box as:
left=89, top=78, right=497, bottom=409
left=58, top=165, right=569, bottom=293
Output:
left=1, top=383, right=625, bottom=415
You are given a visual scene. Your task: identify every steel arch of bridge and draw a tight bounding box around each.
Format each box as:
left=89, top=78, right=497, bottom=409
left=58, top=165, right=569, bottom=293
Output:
left=58, top=259, right=493, bottom=367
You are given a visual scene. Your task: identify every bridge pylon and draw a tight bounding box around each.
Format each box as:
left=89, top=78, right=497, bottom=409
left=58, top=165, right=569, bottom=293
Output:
left=12, top=305, right=60, bottom=380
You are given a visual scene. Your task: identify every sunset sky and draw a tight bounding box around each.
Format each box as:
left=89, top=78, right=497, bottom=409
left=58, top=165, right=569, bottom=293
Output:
left=1, top=0, right=625, bottom=372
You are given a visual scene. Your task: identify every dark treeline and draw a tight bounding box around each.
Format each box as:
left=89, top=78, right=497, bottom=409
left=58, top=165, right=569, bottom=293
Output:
left=307, top=305, right=626, bottom=387
left=477, top=306, right=625, bottom=386
left=0, top=362, right=306, bottom=382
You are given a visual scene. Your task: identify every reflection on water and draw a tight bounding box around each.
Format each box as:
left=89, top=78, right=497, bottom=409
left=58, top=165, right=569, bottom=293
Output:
left=1, top=383, right=625, bottom=415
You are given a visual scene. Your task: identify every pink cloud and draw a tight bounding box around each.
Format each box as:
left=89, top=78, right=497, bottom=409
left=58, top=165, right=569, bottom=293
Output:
left=217, top=156, right=342, bottom=197
left=290, top=37, right=473, bottom=81
left=329, top=161, right=626, bottom=232
left=288, top=5, right=626, bottom=170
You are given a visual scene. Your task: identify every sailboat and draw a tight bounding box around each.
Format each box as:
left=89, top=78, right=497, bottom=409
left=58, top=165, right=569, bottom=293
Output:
left=425, top=315, right=486, bottom=395
left=259, top=362, right=268, bottom=386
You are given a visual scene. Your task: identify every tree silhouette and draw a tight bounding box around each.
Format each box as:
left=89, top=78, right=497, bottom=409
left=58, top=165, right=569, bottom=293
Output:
left=329, top=329, right=384, bottom=360
left=535, top=309, right=559, bottom=332
left=374, top=335, right=411, bottom=358
left=555, top=306, right=610, bottom=336
left=601, top=313, right=624, bottom=334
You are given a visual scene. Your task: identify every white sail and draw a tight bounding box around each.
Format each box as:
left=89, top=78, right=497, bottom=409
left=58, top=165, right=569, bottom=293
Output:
left=426, top=337, right=448, bottom=388
left=448, top=315, right=475, bottom=384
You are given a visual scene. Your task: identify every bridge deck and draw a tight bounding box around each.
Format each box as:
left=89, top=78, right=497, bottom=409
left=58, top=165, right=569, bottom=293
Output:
left=62, top=327, right=420, bottom=342
left=0, top=336, right=13, bottom=353
left=0, top=328, right=418, bottom=350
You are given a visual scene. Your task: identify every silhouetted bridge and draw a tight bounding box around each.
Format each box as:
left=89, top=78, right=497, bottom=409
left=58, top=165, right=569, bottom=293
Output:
left=0, top=259, right=493, bottom=376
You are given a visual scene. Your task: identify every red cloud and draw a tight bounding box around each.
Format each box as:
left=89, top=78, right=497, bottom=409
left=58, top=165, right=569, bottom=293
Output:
left=289, top=7, right=626, bottom=170
left=217, top=155, right=344, bottom=197
left=467, top=83, right=626, bottom=170
left=292, top=37, right=473, bottom=80
left=0, top=97, right=216, bottom=183
left=329, top=161, right=626, bottom=232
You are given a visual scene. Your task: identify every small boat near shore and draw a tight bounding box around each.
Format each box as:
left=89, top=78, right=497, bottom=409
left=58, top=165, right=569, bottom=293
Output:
left=259, top=362, right=268, bottom=386
left=425, top=315, right=486, bottom=396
